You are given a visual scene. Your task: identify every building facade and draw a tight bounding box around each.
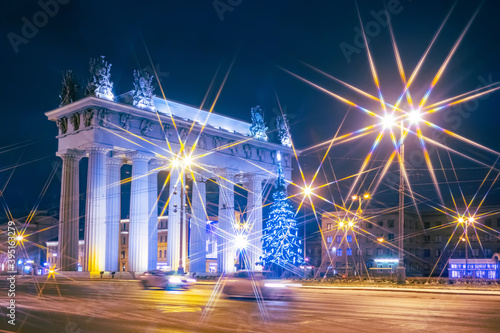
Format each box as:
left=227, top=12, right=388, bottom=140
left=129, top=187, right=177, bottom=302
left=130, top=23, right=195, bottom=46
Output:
left=320, top=208, right=500, bottom=277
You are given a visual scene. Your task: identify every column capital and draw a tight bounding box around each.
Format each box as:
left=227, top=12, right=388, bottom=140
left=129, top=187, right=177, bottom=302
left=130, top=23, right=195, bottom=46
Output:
left=149, top=158, right=165, bottom=170
left=57, top=149, right=85, bottom=160
left=215, top=168, right=237, bottom=181
left=245, top=173, right=267, bottom=183
left=87, top=146, right=111, bottom=154
left=129, top=151, right=154, bottom=162
left=106, top=157, right=123, bottom=167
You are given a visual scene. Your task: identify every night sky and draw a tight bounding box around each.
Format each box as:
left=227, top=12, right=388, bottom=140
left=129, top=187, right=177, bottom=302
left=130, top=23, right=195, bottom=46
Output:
left=1, top=0, right=500, bottom=224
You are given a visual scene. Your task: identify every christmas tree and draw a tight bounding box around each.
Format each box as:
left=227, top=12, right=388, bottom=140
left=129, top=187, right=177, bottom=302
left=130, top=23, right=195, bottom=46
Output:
left=260, top=159, right=303, bottom=275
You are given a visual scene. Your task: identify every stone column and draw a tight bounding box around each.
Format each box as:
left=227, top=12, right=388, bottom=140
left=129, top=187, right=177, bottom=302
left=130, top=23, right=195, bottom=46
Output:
left=167, top=167, right=183, bottom=272
left=189, top=173, right=207, bottom=274
left=128, top=153, right=152, bottom=273
left=246, top=175, right=264, bottom=271
left=105, top=157, right=121, bottom=271
left=217, top=170, right=235, bottom=273
left=85, top=147, right=108, bottom=272
left=148, top=160, right=161, bottom=271
left=57, top=150, right=82, bottom=271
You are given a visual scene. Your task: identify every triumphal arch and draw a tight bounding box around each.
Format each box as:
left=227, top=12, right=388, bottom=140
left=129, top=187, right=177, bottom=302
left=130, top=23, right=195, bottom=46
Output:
left=45, top=57, right=294, bottom=273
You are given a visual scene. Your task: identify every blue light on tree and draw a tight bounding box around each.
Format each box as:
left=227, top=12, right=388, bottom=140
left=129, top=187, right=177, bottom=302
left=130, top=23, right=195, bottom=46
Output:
left=259, top=159, right=303, bottom=275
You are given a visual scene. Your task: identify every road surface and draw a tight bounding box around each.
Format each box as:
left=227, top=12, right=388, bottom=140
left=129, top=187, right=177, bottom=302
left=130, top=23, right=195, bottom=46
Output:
left=1, top=277, right=500, bottom=332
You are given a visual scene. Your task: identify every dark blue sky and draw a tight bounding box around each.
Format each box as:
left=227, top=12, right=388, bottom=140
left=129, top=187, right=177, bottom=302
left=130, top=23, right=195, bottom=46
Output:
left=1, top=0, right=500, bottom=218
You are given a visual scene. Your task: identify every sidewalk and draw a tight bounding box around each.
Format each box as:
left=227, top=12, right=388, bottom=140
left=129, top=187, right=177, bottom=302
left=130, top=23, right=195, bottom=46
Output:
left=300, top=285, right=500, bottom=296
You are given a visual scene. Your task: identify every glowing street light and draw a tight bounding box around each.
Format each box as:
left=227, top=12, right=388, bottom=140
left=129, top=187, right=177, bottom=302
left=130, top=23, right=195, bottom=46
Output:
left=303, top=186, right=313, bottom=196
left=351, top=195, right=358, bottom=200
left=234, top=234, right=248, bottom=250
left=348, top=220, right=354, bottom=228
left=381, top=114, right=396, bottom=129
left=408, top=110, right=421, bottom=124
left=377, top=237, right=384, bottom=243
left=15, top=235, right=23, bottom=242
left=363, top=193, right=370, bottom=199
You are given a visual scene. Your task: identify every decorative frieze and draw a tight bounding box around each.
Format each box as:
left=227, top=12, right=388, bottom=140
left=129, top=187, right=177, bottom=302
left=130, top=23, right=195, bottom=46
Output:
left=140, top=120, right=154, bottom=136
left=120, top=113, right=131, bottom=130
left=56, top=117, right=68, bottom=135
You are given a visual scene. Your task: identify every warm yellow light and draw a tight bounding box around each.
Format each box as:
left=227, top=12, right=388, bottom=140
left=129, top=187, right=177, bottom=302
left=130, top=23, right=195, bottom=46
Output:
left=458, top=217, right=464, bottom=224
left=377, top=237, right=384, bottom=243
left=352, top=195, right=358, bottom=200
left=408, top=110, right=421, bottom=124
left=338, top=221, right=344, bottom=228
left=171, top=158, right=180, bottom=168
left=363, top=193, right=370, bottom=199
left=183, top=155, right=192, bottom=167
left=348, top=220, right=354, bottom=227
left=15, top=235, right=23, bottom=242
left=303, top=186, right=312, bottom=196
left=468, top=217, right=475, bottom=224
left=381, top=114, right=395, bottom=129
left=461, top=237, right=466, bottom=242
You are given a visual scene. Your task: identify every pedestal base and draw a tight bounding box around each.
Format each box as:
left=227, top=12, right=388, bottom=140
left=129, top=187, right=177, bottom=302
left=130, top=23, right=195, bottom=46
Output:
left=396, top=266, right=406, bottom=284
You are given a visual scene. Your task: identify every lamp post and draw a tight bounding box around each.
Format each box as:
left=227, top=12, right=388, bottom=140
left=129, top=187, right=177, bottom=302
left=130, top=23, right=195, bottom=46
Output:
left=351, top=193, right=369, bottom=277
left=396, top=121, right=406, bottom=285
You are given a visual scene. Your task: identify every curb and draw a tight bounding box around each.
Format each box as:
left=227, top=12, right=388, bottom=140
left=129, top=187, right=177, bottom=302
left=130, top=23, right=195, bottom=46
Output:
left=300, top=285, right=500, bottom=296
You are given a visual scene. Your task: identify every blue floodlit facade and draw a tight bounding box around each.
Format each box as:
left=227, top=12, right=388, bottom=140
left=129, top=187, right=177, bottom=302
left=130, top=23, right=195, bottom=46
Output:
left=448, top=255, right=500, bottom=279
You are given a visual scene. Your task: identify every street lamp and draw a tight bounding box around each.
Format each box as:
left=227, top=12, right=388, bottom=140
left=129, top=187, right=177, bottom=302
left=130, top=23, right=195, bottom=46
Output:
left=457, top=215, right=476, bottom=278
left=381, top=115, right=407, bottom=284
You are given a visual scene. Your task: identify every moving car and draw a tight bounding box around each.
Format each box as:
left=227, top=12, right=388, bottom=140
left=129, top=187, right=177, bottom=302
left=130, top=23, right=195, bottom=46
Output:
left=222, top=270, right=301, bottom=300
left=139, top=270, right=196, bottom=290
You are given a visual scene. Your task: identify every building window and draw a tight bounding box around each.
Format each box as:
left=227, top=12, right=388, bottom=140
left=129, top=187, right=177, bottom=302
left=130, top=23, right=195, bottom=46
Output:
left=327, top=223, right=332, bottom=230
left=435, top=249, right=441, bottom=257
left=121, top=251, right=125, bottom=259
left=123, top=223, right=126, bottom=231
left=366, top=223, right=372, bottom=229
left=458, top=249, right=464, bottom=257
left=164, top=250, right=166, bottom=258
left=410, top=220, right=414, bottom=229
left=388, top=234, right=394, bottom=241
left=335, top=235, right=342, bottom=243
left=377, top=248, right=383, bottom=256
left=415, top=249, right=420, bottom=257
left=347, top=235, right=352, bottom=243
left=485, top=248, right=492, bottom=256
left=424, top=221, right=431, bottom=229
left=327, top=236, right=333, bottom=243
left=378, top=221, right=384, bottom=227
left=159, top=250, right=162, bottom=258
left=336, top=262, right=342, bottom=268
left=485, top=219, right=492, bottom=227
left=367, top=249, right=373, bottom=256
left=336, top=249, right=342, bottom=256
left=435, top=235, right=442, bottom=243
left=473, top=249, right=479, bottom=256
left=347, top=249, right=352, bottom=256
left=497, top=218, right=500, bottom=227
left=122, top=237, right=126, bottom=245
left=423, top=235, right=430, bottom=243
left=388, top=220, right=394, bottom=228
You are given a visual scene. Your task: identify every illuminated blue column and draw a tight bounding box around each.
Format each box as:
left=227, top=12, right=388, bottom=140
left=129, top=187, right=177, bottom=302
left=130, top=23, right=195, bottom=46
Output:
left=217, top=169, right=235, bottom=273
left=189, top=173, right=207, bottom=274
left=57, top=150, right=83, bottom=271
left=105, top=157, right=122, bottom=272
left=148, top=160, right=161, bottom=271
left=167, top=167, right=183, bottom=272
left=246, top=175, right=264, bottom=271
left=128, top=152, right=152, bottom=272
left=85, top=147, right=109, bottom=272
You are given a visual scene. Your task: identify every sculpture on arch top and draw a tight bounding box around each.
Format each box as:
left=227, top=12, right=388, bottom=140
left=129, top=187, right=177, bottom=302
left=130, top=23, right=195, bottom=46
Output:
left=59, top=70, right=80, bottom=107
left=132, top=70, right=155, bottom=110
left=277, top=114, right=292, bottom=148
left=85, top=55, right=114, bottom=101
left=250, top=105, right=268, bottom=141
